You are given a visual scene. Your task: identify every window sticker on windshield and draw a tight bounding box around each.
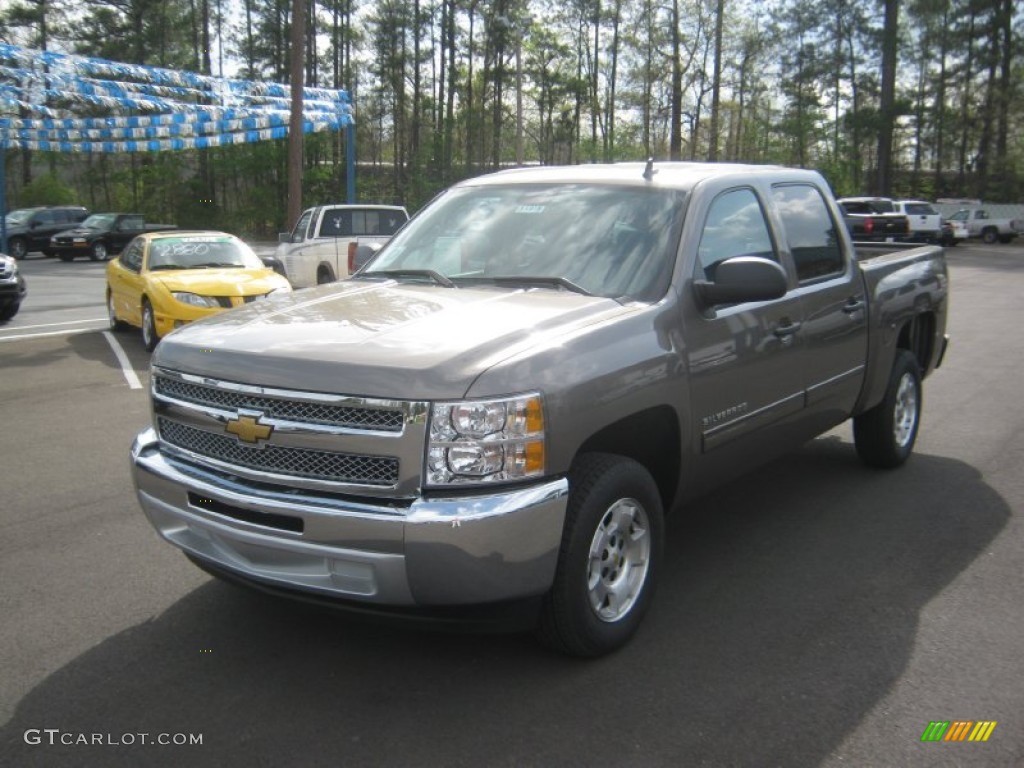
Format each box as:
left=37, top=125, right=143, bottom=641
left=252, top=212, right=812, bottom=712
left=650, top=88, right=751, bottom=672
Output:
left=515, top=205, right=545, bottom=214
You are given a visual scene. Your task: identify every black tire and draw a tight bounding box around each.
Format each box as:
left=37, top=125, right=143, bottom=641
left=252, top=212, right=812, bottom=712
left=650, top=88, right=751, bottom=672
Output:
left=854, top=350, right=922, bottom=469
left=537, top=453, right=664, bottom=658
left=0, top=301, right=19, bottom=321
left=141, top=299, right=160, bottom=351
left=8, top=237, right=28, bottom=260
left=107, top=291, right=129, bottom=332
left=981, top=227, right=998, bottom=245
left=998, top=234, right=1013, bottom=245
left=316, top=265, right=335, bottom=285
left=90, top=241, right=108, bottom=261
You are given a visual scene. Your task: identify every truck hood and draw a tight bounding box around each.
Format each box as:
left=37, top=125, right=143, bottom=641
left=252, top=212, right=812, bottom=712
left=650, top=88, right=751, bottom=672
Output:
left=57, top=226, right=101, bottom=236
left=152, top=279, right=637, bottom=399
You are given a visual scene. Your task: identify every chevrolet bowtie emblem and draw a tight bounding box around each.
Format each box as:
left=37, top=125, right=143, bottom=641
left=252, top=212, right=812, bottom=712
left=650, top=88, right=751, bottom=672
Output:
left=225, top=413, right=273, bottom=444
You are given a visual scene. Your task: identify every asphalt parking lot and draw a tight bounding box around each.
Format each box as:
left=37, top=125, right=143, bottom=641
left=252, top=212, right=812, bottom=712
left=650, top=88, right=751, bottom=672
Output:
left=1, top=244, right=1022, bottom=767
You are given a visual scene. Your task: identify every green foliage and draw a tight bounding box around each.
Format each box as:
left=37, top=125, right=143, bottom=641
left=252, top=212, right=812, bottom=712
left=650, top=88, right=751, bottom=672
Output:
left=19, top=173, right=76, bottom=206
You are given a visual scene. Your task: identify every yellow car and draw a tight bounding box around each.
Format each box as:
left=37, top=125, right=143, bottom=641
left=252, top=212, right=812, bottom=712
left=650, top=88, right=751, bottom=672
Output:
left=106, top=230, right=292, bottom=350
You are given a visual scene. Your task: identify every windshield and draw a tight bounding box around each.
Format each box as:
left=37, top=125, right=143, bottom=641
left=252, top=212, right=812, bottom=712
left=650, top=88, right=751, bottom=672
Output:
left=146, top=236, right=263, bottom=271
left=80, top=214, right=117, bottom=229
left=5, top=210, right=34, bottom=226
left=362, top=184, right=685, bottom=301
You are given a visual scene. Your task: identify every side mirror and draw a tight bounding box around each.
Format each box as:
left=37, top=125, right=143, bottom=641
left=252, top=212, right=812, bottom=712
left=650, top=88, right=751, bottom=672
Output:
left=278, top=232, right=290, bottom=244
left=693, top=256, right=788, bottom=307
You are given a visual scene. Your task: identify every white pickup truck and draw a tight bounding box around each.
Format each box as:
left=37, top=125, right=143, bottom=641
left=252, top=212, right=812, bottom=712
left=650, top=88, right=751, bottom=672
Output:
left=276, top=204, right=409, bottom=287
left=946, top=207, right=1023, bottom=244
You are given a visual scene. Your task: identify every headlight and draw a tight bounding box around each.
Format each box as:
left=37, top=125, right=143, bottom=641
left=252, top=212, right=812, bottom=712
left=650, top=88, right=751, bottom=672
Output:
left=171, top=292, right=221, bottom=308
left=427, top=393, right=545, bottom=486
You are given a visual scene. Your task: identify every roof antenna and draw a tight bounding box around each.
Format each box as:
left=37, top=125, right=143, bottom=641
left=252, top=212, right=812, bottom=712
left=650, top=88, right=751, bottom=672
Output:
left=643, top=157, right=656, bottom=180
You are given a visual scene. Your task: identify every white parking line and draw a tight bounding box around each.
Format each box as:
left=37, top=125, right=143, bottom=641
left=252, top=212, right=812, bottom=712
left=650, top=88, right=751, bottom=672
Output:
left=5, top=318, right=108, bottom=330
left=0, top=326, right=103, bottom=342
left=102, top=331, right=144, bottom=390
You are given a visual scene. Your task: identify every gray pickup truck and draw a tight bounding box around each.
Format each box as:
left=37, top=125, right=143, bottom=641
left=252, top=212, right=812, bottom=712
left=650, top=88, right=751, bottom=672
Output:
left=130, top=163, right=948, bottom=657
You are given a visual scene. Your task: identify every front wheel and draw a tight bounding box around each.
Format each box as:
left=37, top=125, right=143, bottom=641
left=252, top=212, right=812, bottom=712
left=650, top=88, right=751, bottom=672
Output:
left=537, top=453, right=664, bottom=657
left=854, top=350, right=922, bottom=469
left=90, top=242, right=108, bottom=261
left=107, top=291, right=129, bottom=332
left=981, top=228, right=998, bottom=245
left=141, top=299, right=160, bottom=351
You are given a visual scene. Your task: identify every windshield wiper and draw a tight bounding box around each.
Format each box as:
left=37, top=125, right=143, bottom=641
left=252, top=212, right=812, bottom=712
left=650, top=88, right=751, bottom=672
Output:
left=456, top=275, right=593, bottom=296
left=359, top=269, right=456, bottom=288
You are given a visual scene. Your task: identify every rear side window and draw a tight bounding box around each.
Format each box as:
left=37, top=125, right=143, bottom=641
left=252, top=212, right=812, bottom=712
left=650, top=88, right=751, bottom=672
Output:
left=773, top=184, right=845, bottom=282
left=696, top=188, right=776, bottom=280
left=318, top=209, right=407, bottom=238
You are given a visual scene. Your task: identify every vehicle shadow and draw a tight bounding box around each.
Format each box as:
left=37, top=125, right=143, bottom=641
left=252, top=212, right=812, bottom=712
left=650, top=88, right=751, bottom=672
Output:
left=0, top=442, right=1009, bottom=767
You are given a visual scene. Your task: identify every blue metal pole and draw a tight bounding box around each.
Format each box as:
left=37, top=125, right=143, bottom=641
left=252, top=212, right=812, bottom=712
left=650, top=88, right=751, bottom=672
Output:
left=0, top=138, right=7, bottom=255
left=346, top=122, right=355, bottom=204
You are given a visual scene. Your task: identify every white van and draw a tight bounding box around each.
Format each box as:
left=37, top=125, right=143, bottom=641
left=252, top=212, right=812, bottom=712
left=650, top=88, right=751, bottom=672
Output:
left=276, top=204, right=409, bottom=287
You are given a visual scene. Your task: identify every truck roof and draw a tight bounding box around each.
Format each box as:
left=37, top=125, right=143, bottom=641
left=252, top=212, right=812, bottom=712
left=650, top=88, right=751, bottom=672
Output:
left=458, top=161, right=823, bottom=191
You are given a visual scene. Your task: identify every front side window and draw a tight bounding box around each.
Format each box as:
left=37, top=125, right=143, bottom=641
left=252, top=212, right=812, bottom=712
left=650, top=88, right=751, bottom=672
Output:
left=772, top=184, right=844, bottom=282
left=696, top=188, right=776, bottom=281
left=121, top=240, right=143, bottom=271
left=291, top=210, right=314, bottom=242
left=366, top=184, right=685, bottom=301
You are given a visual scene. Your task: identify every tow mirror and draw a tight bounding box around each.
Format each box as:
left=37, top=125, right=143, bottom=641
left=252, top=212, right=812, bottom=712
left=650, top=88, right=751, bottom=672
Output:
left=693, top=256, right=788, bottom=307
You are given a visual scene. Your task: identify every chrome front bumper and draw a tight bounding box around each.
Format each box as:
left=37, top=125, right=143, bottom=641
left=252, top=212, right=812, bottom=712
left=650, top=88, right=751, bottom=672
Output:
left=131, top=428, right=568, bottom=607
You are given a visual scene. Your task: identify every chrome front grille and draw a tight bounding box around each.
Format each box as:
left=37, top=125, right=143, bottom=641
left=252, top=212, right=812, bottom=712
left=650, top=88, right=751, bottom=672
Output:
left=155, top=374, right=405, bottom=431
left=151, top=368, right=427, bottom=496
left=158, top=418, right=399, bottom=486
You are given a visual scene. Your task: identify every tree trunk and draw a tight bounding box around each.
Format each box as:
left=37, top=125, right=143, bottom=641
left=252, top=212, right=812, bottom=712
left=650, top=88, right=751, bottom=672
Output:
left=875, top=0, right=898, bottom=196
left=287, top=0, right=306, bottom=230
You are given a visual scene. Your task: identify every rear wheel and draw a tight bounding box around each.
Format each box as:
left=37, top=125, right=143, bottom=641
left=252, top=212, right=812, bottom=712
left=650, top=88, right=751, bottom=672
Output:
left=8, top=237, right=28, bottom=259
left=998, top=234, right=1014, bottom=244
left=141, top=299, right=160, bottom=351
left=981, top=227, right=998, bottom=245
left=854, top=350, right=922, bottom=469
left=537, top=453, right=663, bottom=657
left=316, top=265, right=335, bottom=285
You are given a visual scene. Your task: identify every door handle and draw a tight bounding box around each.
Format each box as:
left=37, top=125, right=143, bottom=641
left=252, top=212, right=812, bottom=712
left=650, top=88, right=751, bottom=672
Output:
left=773, top=320, right=802, bottom=338
left=843, top=297, right=866, bottom=314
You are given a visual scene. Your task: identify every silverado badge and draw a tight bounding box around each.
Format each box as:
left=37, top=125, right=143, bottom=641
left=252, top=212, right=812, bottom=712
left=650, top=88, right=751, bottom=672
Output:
left=225, top=413, right=273, bottom=445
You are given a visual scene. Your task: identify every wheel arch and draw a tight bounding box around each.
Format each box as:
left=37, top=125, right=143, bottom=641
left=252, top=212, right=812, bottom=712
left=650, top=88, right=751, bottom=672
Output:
left=574, top=405, right=682, bottom=515
left=896, top=310, right=937, bottom=375
left=316, top=262, right=336, bottom=284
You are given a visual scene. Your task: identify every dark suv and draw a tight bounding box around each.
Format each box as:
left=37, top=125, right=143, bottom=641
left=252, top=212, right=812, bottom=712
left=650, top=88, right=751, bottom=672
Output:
left=3, top=206, right=90, bottom=259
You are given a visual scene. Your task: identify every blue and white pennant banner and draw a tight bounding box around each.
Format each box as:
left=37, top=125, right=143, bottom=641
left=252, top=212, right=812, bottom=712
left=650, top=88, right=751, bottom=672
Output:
left=0, top=43, right=352, bottom=153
